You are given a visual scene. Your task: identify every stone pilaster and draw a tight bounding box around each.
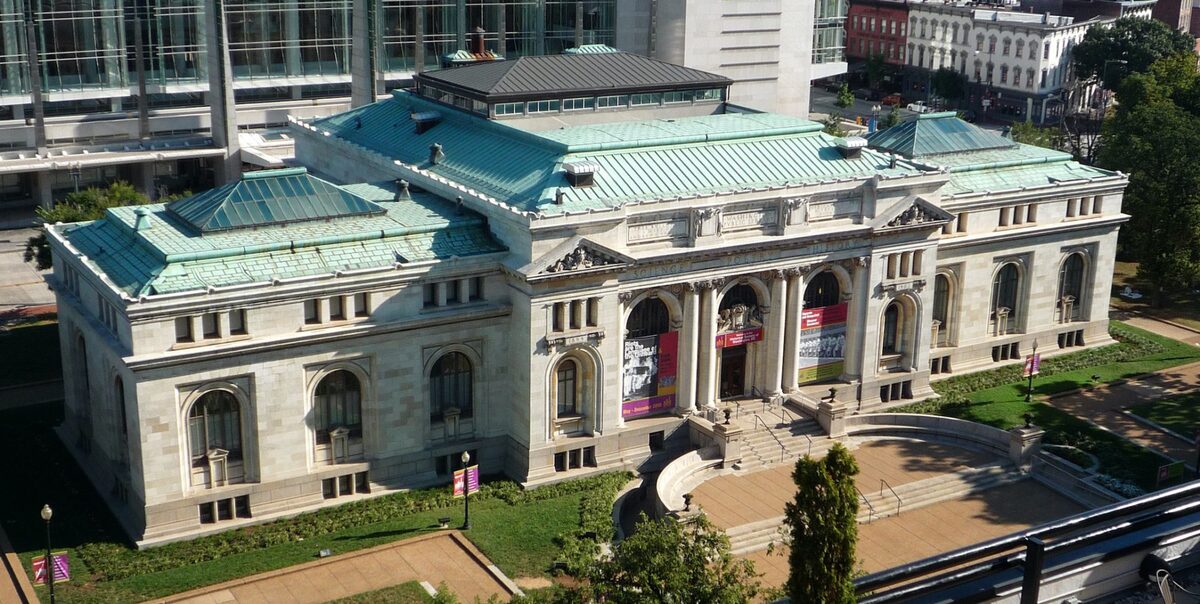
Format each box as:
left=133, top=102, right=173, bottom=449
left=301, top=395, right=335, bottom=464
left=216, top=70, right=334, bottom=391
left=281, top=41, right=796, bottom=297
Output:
left=782, top=268, right=803, bottom=393
left=677, top=283, right=700, bottom=414
left=695, top=281, right=719, bottom=409
left=765, top=270, right=787, bottom=397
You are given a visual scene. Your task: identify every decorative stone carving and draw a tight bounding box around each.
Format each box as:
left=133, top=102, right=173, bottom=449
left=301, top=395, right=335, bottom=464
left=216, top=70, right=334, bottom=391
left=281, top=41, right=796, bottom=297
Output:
left=887, top=203, right=936, bottom=227
left=617, top=291, right=634, bottom=303
left=694, top=207, right=722, bottom=238
left=994, top=307, right=1011, bottom=337
left=783, top=197, right=809, bottom=225
left=717, top=303, right=763, bottom=333
left=855, top=256, right=870, bottom=268
left=544, top=245, right=621, bottom=274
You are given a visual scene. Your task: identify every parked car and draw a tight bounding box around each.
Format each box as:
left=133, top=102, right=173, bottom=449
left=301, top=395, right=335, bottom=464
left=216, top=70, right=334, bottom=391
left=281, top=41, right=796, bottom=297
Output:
left=882, top=94, right=902, bottom=107
left=906, top=101, right=933, bottom=113
left=854, top=88, right=883, bottom=101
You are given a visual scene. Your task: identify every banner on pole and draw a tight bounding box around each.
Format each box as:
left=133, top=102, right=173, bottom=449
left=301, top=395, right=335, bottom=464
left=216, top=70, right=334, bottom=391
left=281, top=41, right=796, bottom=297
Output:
left=466, top=465, right=480, bottom=494
left=32, top=552, right=69, bottom=585
left=452, top=469, right=465, bottom=498
left=1023, top=353, right=1041, bottom=377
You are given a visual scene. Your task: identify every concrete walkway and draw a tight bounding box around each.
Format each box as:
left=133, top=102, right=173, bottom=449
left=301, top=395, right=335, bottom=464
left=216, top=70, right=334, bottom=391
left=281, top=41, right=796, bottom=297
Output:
left=691, top=440, right=996, bottom=530
left=0, top=523, right=38, bottom=604
left=147, top=531, right=516, bottom=604
left=743, top=480, right=1085, bottom=585
left=0, top=229, right=53, bottom=311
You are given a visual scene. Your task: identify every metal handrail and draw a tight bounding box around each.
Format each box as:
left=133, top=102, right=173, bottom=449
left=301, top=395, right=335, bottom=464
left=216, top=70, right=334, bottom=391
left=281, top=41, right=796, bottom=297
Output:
left=880, top=478, right=902, bottom=516
left=753, top=415, right=789, bottom=463
left=856, top=484, right=876, bottom=523
left=730, top=399, right=743, bottom=419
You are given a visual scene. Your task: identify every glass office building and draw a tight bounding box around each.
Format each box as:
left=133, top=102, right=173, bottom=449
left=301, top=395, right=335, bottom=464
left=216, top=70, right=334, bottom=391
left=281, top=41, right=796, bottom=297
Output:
left=813, top=0, right=847, bottom=65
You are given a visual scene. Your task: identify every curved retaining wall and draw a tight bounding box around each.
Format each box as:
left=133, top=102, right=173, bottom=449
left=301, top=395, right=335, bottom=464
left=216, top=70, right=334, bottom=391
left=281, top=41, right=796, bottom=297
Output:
left=653, top=445, right=722, bottom=517
left=844, top=413, right=1013, bottom=457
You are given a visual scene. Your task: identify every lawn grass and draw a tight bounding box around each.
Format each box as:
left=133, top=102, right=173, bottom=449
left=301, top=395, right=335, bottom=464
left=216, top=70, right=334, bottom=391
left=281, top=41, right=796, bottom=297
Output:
left=0, top=405, right=620, bottom=604
left=0, top=321, right=61, bottom=388
left=897, top=321, right=1200, bottom=491
left=1110, top=260, right=1200, bottom=332
left=1129, top=392, right=1200, bottom=438
left=326, top=581, right=434, bottom=603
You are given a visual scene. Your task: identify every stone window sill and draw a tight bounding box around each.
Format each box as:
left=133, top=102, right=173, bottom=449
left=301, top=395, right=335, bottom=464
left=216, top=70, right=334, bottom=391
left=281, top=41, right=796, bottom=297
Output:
left=299, top=316, right=369, bottom=332
left=172, top=333, right=251, bottom=351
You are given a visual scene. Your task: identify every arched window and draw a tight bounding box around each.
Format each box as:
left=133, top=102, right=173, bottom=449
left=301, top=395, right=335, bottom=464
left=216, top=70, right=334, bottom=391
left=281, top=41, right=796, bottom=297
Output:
left=626, top=297, right=670, bottom=339
left=933, top=274, right=951, bottom=347
left=431, top=352, right=473, bottom=420
left=314, top=371, right=362, bottom=443
left=1059, top=254, right=1086, bottom=320
left=882, top=302, right=901, bottom=355
left=556, top=360, right=579, bottom=416
left=804, top=271, right=841, bottom=308
left=187, top=390, right=242, bottom=467
left=992, top=263, right=1021, bottom=332
left=720, top=284, right=759, bottom=312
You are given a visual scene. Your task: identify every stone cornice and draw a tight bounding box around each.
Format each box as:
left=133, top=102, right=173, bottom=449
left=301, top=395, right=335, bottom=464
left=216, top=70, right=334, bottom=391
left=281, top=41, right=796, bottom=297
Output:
left=937, top=214, right=1128, bottom=251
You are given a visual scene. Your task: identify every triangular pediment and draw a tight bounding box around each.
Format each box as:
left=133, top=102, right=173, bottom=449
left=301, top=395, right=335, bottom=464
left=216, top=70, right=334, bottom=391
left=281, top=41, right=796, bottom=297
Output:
left=873, top=196, right=954, bottom=231
left=521, top=236, right=634, bottom=280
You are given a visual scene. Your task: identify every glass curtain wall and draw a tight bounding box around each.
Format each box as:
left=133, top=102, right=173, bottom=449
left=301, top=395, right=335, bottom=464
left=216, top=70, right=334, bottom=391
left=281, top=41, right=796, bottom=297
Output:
left=148, top=0, right=206, bottom=85
left=0, top=0, right=25, bottom=96
left=36, top=0, right=126, bottom=91
left=813, top=0, right=846, bottom=64
left=379, top=0, right=456, bottom=73
left=464, top=0, right=540, bottom=59
left=544, top=0, right=613, bottom=55
left=225, top=0, right=351, bottom=80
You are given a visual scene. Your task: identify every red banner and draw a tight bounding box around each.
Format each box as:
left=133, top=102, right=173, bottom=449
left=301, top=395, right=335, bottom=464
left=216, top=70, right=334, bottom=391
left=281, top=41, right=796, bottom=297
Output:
left=453, top=466, right=480, bottom=497
left=452, top=469, right=465, bottom=497
left=1023, top=353, right=1041, bottom=377
left=32, top=552, right=69, bottom=585
left=716, top=327, right=763, bottom=349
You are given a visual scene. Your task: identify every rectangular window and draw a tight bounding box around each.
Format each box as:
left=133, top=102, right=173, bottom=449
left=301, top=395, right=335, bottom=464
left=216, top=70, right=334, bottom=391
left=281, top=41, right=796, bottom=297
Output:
left=1044, top=42, right=1050, bottom=59
left=228, top=310, right=246, bottom=335
left=329, top=296, right=345, bottom=321
left=959, top=212, right=970, bottom=233
left=1013, top=204, right=1024, bottom=225
left=353, top=292, right=369, bottom=317
left=586, top=297, right=598, bottom=327
left=999, top=207, right=1011, bottom=227
left=527, top=100, right=560, bottom=113
left=554, top=451, right=567, bottom=472
left=630, top=93, right=660, bottom=106
left=322, top=477, right=336, bottom=499
left=1092, top=196, right=1103, bottom=214
left=662, top=91, right=691, bottom=104
left=175, top=317, right=193, bottom=343
left=597, top=94, right=629, bottom=108
left=304, top=299, right=320, bottom=324
left=570, top=300, right=582, bottom=330
left=216, top=498, right=233, bottom=521
left=562, top=97, right=594, bottom=111
left=355, top=471, right=369, bottom=494
left=199, top=502, right=215, bottom=524
left=1079, top=197, right=1091, bottom=216
left=446, top=281, right=460, bottom=304
left=469, top=277, right=483, bottom=301
left=201, top=312, right=219, bottom=339
left=423, top=283, right=437, bottom=308
left=552, top=302, right=565, bottom=332
left=1026, top=205, right=1037, bottom=223
left=339, top=474, right=353, bottom=496
left=1067, top=198, right=1077, bottom=217
left=694, top=88, right=723, bottom=102
left=649, top=431, right=665, bottom=452
left=235, top=495, right=251, bottom=518
left=493, top=102, right=523, bottom=116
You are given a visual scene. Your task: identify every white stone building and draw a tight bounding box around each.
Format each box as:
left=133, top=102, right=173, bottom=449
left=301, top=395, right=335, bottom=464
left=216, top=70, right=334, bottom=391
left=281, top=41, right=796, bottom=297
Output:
left=46, top=52, right=1127, bottom=545
left=906, top=0, right=1107, bottom=122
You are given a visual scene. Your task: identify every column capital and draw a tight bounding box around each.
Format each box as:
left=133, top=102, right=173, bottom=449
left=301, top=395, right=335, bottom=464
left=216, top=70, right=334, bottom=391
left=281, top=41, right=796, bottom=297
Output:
left=617, top=291, right=635, bottom=303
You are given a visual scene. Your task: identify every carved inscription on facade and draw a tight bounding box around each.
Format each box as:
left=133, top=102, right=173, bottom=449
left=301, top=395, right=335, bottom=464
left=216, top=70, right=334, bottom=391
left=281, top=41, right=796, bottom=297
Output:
left=629, top=218, right=688, bottom=243
left=721, top=207, right=778, bottom=232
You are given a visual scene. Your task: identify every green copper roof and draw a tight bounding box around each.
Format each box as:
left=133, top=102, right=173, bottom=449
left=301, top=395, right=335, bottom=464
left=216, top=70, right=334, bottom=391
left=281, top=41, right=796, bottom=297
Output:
left=866, top=112, right=1017, bottom=158
left=62, top=181, right=505, bottom=296
left=166, top=167, right=386, bottom=232
left=311, top=92, right=919, bottom=215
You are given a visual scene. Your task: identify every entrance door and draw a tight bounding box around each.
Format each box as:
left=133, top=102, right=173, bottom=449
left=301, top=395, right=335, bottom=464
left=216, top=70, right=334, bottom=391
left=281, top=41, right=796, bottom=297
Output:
left=719, top=346, right=747, bottom=399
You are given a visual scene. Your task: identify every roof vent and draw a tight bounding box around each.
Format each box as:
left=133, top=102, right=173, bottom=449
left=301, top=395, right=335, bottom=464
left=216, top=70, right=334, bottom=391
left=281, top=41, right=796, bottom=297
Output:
left=554, top=188, right=566, bottom=205
left=471, top=26, right=487, bottom=55
left=413, top=111, right=443, bottom=134
left=133, top=207, right=152, bottom=232
left=429, top=143, right=445, bottom=165
left=563, top=160, right=600, bottom=188
left=394, top=179, right=411, bottom=201
left=834, top=136, right=868, bottom=159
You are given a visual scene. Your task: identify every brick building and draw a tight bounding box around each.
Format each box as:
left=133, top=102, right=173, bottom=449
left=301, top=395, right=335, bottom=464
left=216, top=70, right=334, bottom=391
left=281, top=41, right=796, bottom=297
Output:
left=847, top=0, right=911, bottom=65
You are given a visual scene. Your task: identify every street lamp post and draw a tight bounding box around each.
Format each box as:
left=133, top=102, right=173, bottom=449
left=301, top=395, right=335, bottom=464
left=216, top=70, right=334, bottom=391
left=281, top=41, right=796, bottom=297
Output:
left=871, top=104, right=881, bottom=132
left=1025, top=339, right=1040, bottom=403
left=69, top=163, right=81, bottom=193
left=460, top=451, right=471, bottom=530
left=40, top=504, right=55, bottom=604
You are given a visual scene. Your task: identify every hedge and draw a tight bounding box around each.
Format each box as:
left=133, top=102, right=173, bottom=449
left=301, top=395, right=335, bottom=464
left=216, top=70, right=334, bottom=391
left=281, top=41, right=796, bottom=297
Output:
left=553, top=473, right=633, bottom=574
left=79, top=472, right=632, bottom=582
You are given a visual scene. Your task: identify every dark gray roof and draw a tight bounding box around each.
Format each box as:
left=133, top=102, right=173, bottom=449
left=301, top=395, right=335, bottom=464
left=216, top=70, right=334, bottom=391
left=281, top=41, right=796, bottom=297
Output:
left=414, top=51, right=732, bottom=102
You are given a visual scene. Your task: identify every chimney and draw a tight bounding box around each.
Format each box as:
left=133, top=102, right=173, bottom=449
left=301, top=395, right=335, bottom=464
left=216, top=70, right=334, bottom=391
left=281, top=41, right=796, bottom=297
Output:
left=554, top=188, right=566, bottom=205
left=394, top=179, right=411, bottom=201
left=455, top=195, right=464, bottom=214
left=133, top=207, right=152, bottom=232
left=471, top=26, right=486, bottom=55
left=429, top=143, right=445, bottom=165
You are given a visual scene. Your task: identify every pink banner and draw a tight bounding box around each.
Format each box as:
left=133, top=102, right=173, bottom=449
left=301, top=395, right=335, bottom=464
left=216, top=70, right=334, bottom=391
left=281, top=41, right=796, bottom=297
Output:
left=452, top=469, right=465, bottom=497
left=622, top=395, right=674, bottom=419
left=1024, top=353, right=1041, bottom=377
left=716, top=327, right=763, bottom=348
left=466, top=465, right=480, bottom=493
left=33, top=553, right=69, bottom=585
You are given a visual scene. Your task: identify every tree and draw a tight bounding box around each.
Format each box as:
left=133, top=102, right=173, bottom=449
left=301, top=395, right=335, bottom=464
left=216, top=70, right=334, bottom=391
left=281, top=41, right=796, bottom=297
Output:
left=822, top=111, right=849, bottom=138
left=785, top=443, right=860, bottom=604
left=1100, top=57, right=1200, bottom=307
left=1072, top=17, right=1195, bottom=91
left=1009, top=121, right=1066, bottom=151
left=835, top=83, right=854, bottom=108
left=882, top=106, right=901, bottom=129
left=23, top=182, right=188, bottom=270
left=930, top=67, right=966, bottom=104
left=566, top=514, right=760, bottom=603
left=865, top=53, right=887, bottom=91
left=1114, top=53, right=1200, bottom=116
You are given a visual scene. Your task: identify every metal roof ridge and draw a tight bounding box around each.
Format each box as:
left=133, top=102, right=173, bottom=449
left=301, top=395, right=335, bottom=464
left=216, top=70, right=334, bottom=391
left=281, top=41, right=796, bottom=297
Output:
left=946, top=154, right=1069, bottom=173
left=560, top=123, right=824, bottom=154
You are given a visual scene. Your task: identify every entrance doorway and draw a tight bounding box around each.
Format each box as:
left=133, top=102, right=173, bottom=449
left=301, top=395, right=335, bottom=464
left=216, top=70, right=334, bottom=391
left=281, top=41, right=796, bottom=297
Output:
left=719, top=346, right=747, bottom=399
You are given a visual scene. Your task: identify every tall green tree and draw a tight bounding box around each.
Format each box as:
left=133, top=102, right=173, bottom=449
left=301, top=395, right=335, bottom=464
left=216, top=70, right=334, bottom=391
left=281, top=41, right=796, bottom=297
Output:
left=1114, top=53, right=1200, bottom=116
left=882, top=106, right=901, bottom=129
left=566, top=514, right=760, bottom=603
left=931, top=67, right=966, bottom=104
left=1101, top=57, right=1200, bottom=306
left=785, top=443, right=860, bottom=604
left=23, top=182, right=188, bottom=270
left=1072, top=17, right=1195, bottom=90
left=1009, top=121, right=1066, bottom=151
left=865, top=53, right=887, bottom=91
left=836, top=83, right=855, bottom=108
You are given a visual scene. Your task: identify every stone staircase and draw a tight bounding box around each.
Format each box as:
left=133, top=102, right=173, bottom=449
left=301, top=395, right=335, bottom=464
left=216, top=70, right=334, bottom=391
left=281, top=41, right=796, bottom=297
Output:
left=733, top=412, right=832, bottom=472
left=727, top=460, right=1028, bottom=555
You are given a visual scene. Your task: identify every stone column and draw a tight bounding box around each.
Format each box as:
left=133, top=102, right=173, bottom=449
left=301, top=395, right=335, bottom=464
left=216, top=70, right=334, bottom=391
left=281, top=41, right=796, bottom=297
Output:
left=765, top=270, right=787, bottom=398
left=782, top=268, right=803, bottom=393
left=676, top=284, right=700, bottom=414
left=695, top=282, right=719, bottom=409
left=842, top=256, right=870, bottom=381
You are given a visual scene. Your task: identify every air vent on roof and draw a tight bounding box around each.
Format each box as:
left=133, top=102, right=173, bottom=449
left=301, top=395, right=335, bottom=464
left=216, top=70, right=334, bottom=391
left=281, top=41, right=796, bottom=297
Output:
left=563, top=160, right=600, bottom=188
left=429, top=143, right=445, bottom=165
left=395, top=179, right=411, bottom=201
left=412, top=111, right=443, bottom=134
left=134, top=207, right=152, bottom=232
left=834, top=136, right=868, bottom=159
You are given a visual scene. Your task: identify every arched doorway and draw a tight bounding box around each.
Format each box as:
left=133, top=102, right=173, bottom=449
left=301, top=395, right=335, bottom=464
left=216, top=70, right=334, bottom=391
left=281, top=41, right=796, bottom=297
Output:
left=799, top=270, right=849, bottom=385
left=717, top=284, right=763, bottom=399
left=622, top=296, right=678, bottom=419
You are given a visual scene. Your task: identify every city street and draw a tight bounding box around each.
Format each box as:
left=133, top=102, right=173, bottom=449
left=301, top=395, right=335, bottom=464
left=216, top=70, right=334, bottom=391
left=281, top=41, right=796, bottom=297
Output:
left=809, top=86, right=920, bottom=122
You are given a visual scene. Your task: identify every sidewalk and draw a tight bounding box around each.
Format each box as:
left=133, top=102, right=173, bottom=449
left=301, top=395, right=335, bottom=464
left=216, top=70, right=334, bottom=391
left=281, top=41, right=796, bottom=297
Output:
left=147, top=531, right=517, bottom=604
left=0, top=522, right=38, bottom=604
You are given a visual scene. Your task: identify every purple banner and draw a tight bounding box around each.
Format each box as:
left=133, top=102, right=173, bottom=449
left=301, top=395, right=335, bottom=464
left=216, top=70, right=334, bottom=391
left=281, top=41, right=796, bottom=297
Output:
left=621, top=395, right=674, bottom=419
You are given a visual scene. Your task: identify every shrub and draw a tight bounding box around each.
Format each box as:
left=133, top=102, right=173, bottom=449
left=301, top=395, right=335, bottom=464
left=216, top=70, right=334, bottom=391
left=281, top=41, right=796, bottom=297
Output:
left=553, top=472, right=632, bottom=574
